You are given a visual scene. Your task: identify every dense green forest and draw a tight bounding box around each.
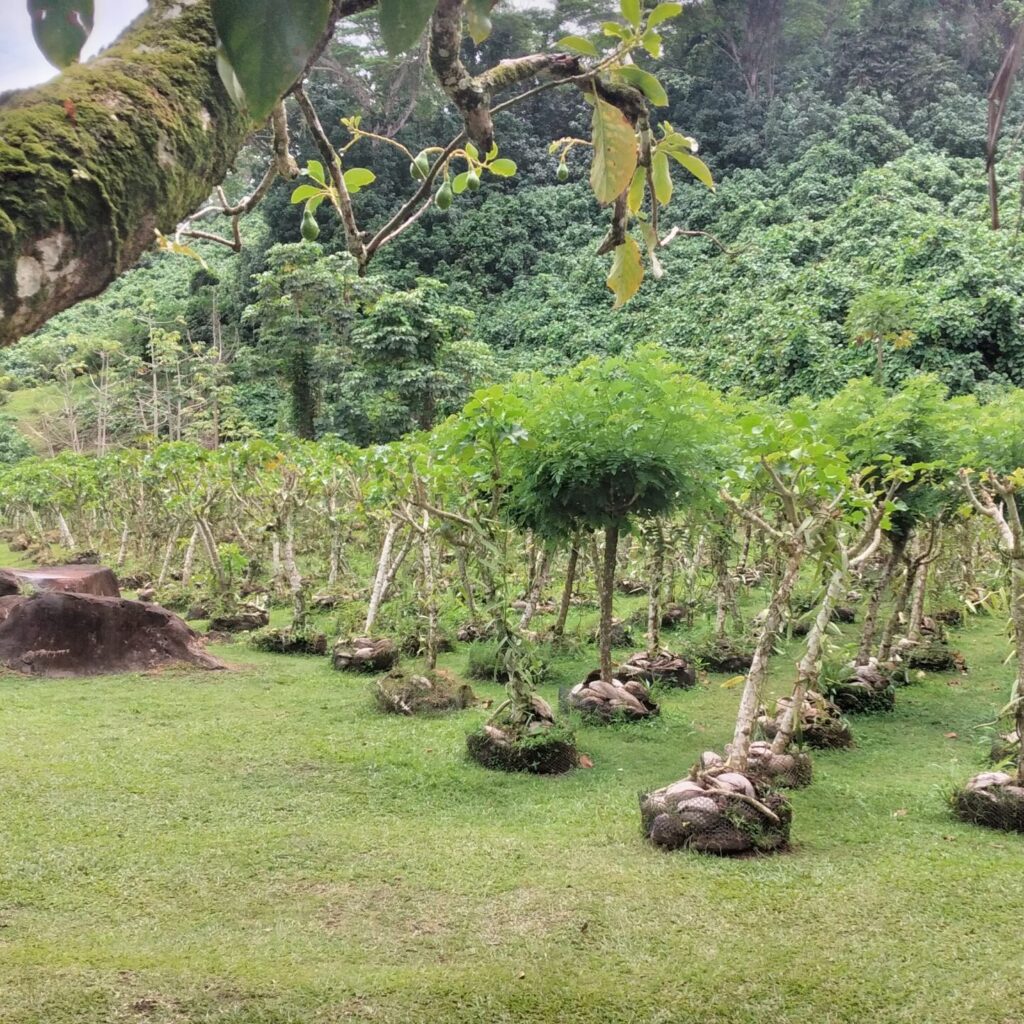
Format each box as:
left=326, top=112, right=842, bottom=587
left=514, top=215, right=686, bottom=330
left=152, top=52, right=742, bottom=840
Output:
left=5, top=0, right=1024, bottom=456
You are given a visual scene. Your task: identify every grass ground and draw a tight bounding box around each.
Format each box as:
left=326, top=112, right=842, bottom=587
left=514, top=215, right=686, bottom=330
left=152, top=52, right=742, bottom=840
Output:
left=1, top=600, right=1023, bottom=1023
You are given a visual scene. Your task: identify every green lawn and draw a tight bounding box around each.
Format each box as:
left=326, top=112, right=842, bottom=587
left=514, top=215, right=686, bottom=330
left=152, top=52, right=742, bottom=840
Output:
left=1, top=617, right=1022, bottom=1024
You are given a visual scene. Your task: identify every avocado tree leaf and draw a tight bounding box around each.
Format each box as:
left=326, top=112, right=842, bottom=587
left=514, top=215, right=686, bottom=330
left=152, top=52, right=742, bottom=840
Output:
left=28, top=0, right=94, bottom=69
left=620, top=0, right=642, bottom=28
left=648, top=2, right=683, bottom=28
left=343, top=167, right=376, bottom=193
left=467, top=0, right=495, bottom=43
left=627, top=166, right=646, bottom=214
left=379, top=0, right=438, bottom=54
left=651, top=149, right=672, bottom=205
left=667, top=149, right=715, bottom=190
left=557, top=34, right=599, bottom=57
left=615, top=66, right=669, bottom=106
left=590, top=98, right=638, bottom=205
left=606, top=236, right=644, bottom=308
left=212, top=0, right=332, bottom=122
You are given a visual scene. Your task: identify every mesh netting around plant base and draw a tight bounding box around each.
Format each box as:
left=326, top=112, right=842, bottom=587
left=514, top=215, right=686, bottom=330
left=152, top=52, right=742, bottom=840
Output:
left=250, top=626, right=327, bottom=655
left=640, top=770, right=792, bottom=855
left=758, top=691, right=854, bottom=750
left=901, top=636, right=966, bottom=673
left=951, top=772, right=1024, bottom=833
left=691, top=636, right=754, bottom=674
left=618, top=650, right=697, bottom=689
left=703, top=744, right=813, bottom=789
left=466, top=690, right=578, bottom=774
left=931, top=608, right=964, bottom=628
left=990, top=729, right=1021, bottom=765
left=561, top=671, right=660, bottom=723
left=824, top=662, right=895, bottom=715
left=332, top=636, right=399, bottom=673
left=373, top=668, right=477, bottom=716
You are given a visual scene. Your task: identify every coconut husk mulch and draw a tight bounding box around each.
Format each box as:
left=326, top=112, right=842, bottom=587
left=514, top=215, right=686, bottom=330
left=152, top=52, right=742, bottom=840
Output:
left=758, top=690, right=853, bottom=750
left=616, top=577, right=647, bottom=596
left=250, top=626, right=327, bottom=656
left=951, top=771, right=1024, bottom=833
left=466, top=694, right=578, bottom=775
left=617, top=649, right=697, bottom=689
left=640, top=768, right=792, bottom=855
left=824, top=660, right=896, bottom=715
left=207, top=606, right=269, bottom=633
left=703, top=744, right=813, bottom=790
left=456, top=621, right=495, bottom=643
left=660, top=603, right=691, bottom=629
left=399, top=632, right=455, bottom=657
left=332, top=636, right=399, bottom=673
left=931, top=608, right=964, bottom=628
left=374, top=668, right=477, bottom=716
left=564, top=670, right=659, bottom=722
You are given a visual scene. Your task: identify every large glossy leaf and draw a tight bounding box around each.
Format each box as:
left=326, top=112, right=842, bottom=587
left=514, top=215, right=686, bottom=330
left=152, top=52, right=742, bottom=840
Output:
left=651, top=150, right=672, bottom=205
left=379, top=0, right=438, bottom=54
left=212, top=0, right=332, bottom=122
left=615, top=66, right=668, bottom=107
left=668, top=149, right=715, bottom=190
left=606, top=237, right=643, bottom=308
left=467, top=0, right=495, bottom=43
left=28, top=0, right=94, bottom=69
left=590, top=98, right=637, bottom=205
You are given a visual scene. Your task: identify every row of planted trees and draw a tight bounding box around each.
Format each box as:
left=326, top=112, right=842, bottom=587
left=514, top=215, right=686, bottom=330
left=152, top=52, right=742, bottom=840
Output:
left=2, top=348, right=1023, bottom=847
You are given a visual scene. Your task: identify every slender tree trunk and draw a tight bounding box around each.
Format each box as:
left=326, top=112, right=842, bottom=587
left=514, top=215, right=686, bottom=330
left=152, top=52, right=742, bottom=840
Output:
left=181, top=526, right=199, bottom=587
left=56, top=510, right=75, bottom=549
left=157, top=524, right=180, bottom=588
left=455, top=545, right=476, bottom=620
left=196, top=517, right=228, bottom=594
left=518, top=547, right=551, bottom=632
left=282, top=512, right=306, bottom=631
left=599, top=525, right=620, bottom=684
left=420, top=512, right=438, bottom=670
left=646, top=521, right=666, bottom=659
left=771, top=563, right=846, bottom=754
left=907, top=558, right=931, bottom=643
left=878, top=559, right=915, bottom=662
left=856, top=536, right=907, bottom=666
left=365, top=518, right=399, bottom=635
left=116, top=519, right=130, bottom=567
left=553, top=540, right=580, bottom=637
left=727, top=545, right=804, bottom=771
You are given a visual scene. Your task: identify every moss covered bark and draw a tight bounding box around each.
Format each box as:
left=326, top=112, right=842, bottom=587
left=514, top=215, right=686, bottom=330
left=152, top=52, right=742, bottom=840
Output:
left=0, top=0, right=250, bottom=346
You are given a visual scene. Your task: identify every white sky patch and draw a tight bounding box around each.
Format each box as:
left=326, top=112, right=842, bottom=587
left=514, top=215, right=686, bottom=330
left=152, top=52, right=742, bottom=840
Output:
left=0, top=0, right=147, bottom=93
left=0, top=0, right=561, bottom=95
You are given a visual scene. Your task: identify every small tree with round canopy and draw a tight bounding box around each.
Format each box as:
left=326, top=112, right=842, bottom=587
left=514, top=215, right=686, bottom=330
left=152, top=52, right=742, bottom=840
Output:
left=507, top=348, right=720, bottom=690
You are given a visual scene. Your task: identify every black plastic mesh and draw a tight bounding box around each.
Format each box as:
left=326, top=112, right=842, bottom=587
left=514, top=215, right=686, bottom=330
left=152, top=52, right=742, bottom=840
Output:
left=373, top=669, right=475, bottom=716
left=825, top=680, right=896, bottom=715
left=640, top=774, right=791, bottom=855
left=466, top=725, right=578, bottom=775
left=559, top=674, right=660, bottom=723
left=952, top=777, right=1024, bottom=833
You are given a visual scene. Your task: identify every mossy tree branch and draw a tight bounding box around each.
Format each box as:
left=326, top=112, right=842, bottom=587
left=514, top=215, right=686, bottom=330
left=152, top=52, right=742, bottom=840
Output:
left=0, top=0, right=376, bottom=347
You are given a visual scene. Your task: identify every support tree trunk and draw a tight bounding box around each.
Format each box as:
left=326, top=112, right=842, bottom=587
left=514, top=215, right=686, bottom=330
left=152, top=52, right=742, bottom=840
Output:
left=599, top=525, right=619, bottom=684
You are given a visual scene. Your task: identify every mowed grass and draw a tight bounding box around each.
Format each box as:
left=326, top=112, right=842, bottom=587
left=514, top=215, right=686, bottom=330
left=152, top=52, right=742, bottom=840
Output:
left=1, top=613, right=1023, bottom=1024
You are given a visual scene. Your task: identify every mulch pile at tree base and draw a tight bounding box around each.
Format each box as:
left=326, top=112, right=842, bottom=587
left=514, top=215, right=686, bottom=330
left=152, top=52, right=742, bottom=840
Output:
left=590, top=619, right=634, bottom=648
left=250, top=626, right=327, bottom=655
left=952, top=772, right=1024, bottom=833
left=207, top=608, right=269, bottom=633
left=467, top=694, right=577, bottom=774
left=374, top=668, right=476, bottom=715
left=0, top=592, right=223, bottom=676
left=564, top=670, right=659, bottom=722
left=4, top=564, right=120, bottom=597
left=641, top=769, right=792, bottom=855
left=758, top=690, right=853, bottom=750
left=332, top=636, right=399, bottom=672
left=705, top=744, right=813, bottom=789
left=692, top=635, right=754, bottom=673
left=990, top=729, right=1020, bottom=764
left=825, top=660, right=896, bottom=714
left=618, top=649, right=697, bottom=689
